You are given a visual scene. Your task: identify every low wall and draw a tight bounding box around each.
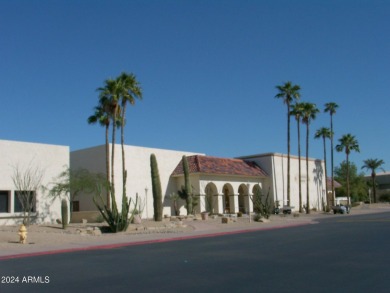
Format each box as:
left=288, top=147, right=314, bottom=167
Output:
left=71, top=211, right=102, bottom=223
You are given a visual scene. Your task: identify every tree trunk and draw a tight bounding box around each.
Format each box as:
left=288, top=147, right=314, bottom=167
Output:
left=111, top=107, right=117, bottom=214
left=323, top=136, right=328, bottom=211
left=287, top=102, right=291, bottom=206
left=297, top=120, right=302, bottom=213
left=105, top=124, right=110, bottom=208
left=121, top=104, right=127, bottom=199
left=330, top=115, right=335, bottom=206
left=372, top=173, right=377, bottom=203
left=306, top=124, right=310, bottom=214
left=346, top=153, right=350, bottom=205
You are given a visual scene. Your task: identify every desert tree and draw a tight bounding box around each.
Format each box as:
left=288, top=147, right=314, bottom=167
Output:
left=48, top=167, right=98, bottom=221
left=11, top=162, right=45, bottom=226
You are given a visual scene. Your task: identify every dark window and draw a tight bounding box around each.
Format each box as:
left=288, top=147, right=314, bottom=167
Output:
left=72, top=201, right=80, bottom=212
left=14, top=191, right=36, bottom=213
left=0, top=191, right=10, bottom=213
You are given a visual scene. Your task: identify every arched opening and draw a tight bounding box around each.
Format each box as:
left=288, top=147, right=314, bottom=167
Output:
left=238, top=184, right=248, bottom=213
left=204, top=182, right=218, bottom=214
left=252, top=184, right=262, bottom=196
left=222, top=183, right=234, bottom=213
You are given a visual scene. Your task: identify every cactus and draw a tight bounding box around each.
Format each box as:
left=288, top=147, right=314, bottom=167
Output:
left=61, top=199, right=68, bottom=229
left=178, top=155, right=193, bottom=215
left=150, top=154, right=163, bottom=221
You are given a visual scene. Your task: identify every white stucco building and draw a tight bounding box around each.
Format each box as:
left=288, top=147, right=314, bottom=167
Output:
left=0, top=140, right=69, bottom=225
left=70, top=144, right=327, bottom=220
left=238, top=153, right=327, bottom=211
left=70, top=144, right=203, bottom=218
left=0, top=139, right=327, bottom=225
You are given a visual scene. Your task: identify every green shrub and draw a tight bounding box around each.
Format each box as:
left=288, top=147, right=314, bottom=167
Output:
left=379, top=194, right=390, bottom=202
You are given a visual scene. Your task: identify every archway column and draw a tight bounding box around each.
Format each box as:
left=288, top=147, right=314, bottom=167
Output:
left=217, top=194, right=224, bottom=214
left=199, top=193, right=206, bottom=213
left=247, top=193, right=253, bottom=213
left=231, top=194, right=239, bottom=213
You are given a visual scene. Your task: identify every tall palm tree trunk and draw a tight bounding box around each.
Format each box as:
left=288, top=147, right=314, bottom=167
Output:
left=297, top=120, right=302, bottom=213
left=105, top=124, right=110, bottom=208
left=346, top=153, right=350, bottom=205
left=111, top=112, right=117, bottom=214
left=287, top=102, right=291, bottom=206
left=372, top=173, right=377, bottom=203
left=121, top=105, right=127, bottom=198
left=330, top=115, right=335, bottom=206
left=322, top=136, right=328, bottom=210
left=306, top=124, right=310, bottom=214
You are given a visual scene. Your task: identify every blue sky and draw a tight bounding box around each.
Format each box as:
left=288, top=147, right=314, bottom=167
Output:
left=1, top=0, right=389, bottom=174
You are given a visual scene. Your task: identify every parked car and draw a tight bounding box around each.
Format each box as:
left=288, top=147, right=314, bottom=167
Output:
left=332, top=204, right=350, bottom=214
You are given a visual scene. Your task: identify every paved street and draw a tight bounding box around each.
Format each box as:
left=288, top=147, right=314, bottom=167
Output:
left=1, top=212, right=389, bottom=293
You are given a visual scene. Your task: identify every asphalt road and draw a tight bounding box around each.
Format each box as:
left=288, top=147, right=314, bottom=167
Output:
left=1, top=212, right=389, bottom=293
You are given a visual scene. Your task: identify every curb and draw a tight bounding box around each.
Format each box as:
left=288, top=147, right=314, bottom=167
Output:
left=0, top=222, right=310, bottom=261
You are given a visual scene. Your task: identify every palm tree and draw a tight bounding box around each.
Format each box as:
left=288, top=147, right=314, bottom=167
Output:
left=361, top=158, right=385, bottom=203
left=336, top=134, right=360, bottom=205
left=117, top=72, right=143, bottom=197
left=301, top=102, right=319, bottom=214
left=275, top=81, right=301, bottom=206
left=97, top=78, right=122, bottom=209
left=324, top=102, right=339, bottom=205
left=314, top=127, right=332, bottom=210
left=290, top=102, right=304, bottom=213
left=87, top=102, right=111, bottom=206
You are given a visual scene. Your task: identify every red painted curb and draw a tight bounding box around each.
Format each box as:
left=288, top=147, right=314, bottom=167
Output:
left=0, top=222, right=309, bottom=261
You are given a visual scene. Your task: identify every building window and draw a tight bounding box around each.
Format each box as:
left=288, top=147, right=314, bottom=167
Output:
left=14, top=191, right=36, bottom=213
left=72, top=201, right=80, bottom=212
left=0, top=191, right=10, bottom=213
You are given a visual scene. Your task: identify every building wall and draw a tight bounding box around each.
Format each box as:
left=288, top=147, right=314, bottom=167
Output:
left=70, top=144, right=203, bottom=219
left=71, top=145, right=327, bottom=218
left=240, top=153, right=326, bottom=211
left=0, top=140, right=69, bottom=225
left=69, top=145, right=107, bottom=211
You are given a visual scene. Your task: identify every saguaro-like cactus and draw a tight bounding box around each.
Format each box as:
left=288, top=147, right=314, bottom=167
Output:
left=61, top=199, right=68, bottom=229
left=180, top=155, right=193, bottom=215
left=150, top=154, right=163, bottom=221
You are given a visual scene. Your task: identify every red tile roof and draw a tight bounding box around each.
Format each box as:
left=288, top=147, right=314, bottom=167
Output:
left=171, top=155, right=268, bottom=177
left=327, top=177, right=342, bottom=188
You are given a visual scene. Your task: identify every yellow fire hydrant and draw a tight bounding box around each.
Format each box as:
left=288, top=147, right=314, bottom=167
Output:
left=18, top=224, right=27, bottom=244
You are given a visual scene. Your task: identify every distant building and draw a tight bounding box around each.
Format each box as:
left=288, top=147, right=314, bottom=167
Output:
left=365, top=172, right=390, bottom=202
